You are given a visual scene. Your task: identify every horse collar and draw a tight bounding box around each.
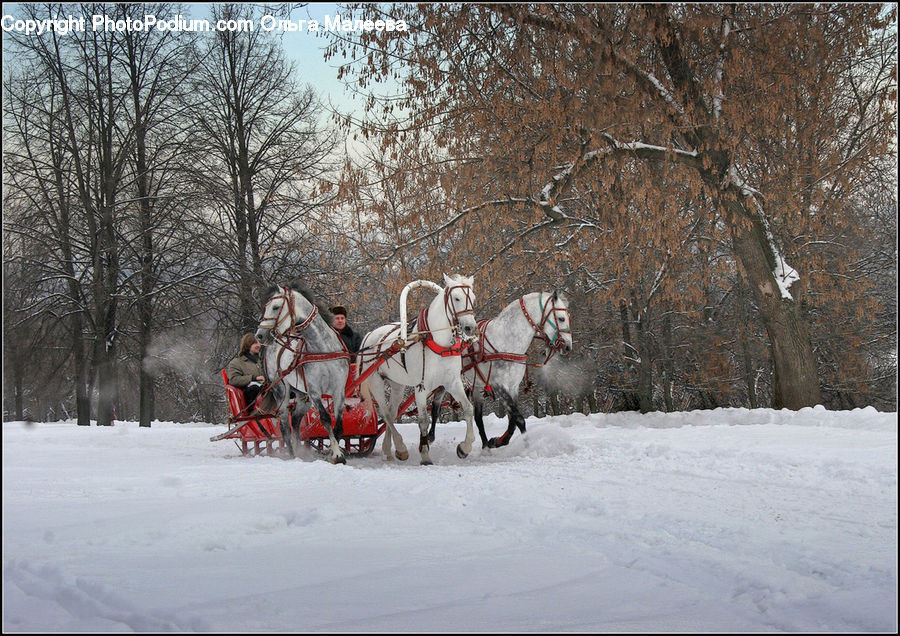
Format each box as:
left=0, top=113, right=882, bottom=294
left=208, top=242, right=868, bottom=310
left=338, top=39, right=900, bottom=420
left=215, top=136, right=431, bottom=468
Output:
left=418, top=306, right=465, bottom=357
left=292, top=303, right=318, bottom=332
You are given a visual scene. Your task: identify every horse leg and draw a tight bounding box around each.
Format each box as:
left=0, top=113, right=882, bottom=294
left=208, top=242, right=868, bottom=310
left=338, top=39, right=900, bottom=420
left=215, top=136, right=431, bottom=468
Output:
left=275, top=388, right=296, bottom=458
left=473, top=396, right=490, bottom=449
left=315, top=396, right=345, bottom=465
left=488, top=387, right=524, bottom=448
left=427, top=389, right=444, bottom=443
left=384, top=382, right=409, bottom=460
left=363, top=377, right=407, bottom=461
left=444, top=379, right=475, bottom=459
left=415, top=389, right=434, bottom=465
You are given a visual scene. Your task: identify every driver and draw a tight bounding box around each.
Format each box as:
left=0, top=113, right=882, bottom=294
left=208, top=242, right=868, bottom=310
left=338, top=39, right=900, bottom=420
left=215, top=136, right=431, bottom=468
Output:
left=330, top=305, right=363, bottom=362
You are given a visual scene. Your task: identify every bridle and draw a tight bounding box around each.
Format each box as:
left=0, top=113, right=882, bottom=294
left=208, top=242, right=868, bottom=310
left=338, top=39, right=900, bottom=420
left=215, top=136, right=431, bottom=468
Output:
left=417, top=282, right=476, bottom=357
left=443, top=283, right=476, bottom=334
left=257, top=287, right=317, bottom=341
left=256, top=287, right=348, bottom=390
left=520, top=293, right=571, bottom=356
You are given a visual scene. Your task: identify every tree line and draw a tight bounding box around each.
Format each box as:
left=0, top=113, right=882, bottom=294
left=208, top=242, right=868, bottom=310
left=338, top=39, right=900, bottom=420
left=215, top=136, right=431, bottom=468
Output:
left=3, top=3, right=896, bottom=425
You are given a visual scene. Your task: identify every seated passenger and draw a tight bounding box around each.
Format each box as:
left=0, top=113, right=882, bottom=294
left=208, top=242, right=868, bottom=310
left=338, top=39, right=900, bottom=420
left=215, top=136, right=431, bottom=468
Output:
left=227, top=333, right=266, bottom=413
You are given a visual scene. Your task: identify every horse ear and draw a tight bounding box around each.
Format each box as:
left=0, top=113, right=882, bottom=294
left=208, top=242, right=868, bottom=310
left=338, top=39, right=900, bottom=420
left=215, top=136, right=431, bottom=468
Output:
left=443, top=273, right=452, bottom=287
left=255, top=284, right=275, bottom=303
left=552, top=290, right=558, bottom=301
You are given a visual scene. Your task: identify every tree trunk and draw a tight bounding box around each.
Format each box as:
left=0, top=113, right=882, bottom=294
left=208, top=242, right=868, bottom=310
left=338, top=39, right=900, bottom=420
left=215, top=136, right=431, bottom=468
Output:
left=633, top=299, right=654, bottom=413
left=728, top=206, right=821, bottom=409
left=72, top=324, right=92, bottom=426
left=95, top=192, right=120, bottom=427
left=548, top=391, right=561, bottom=416
left=54, top=158, right=92, bottom=426
left=661, top=313, right=674, bottom=412
left=129, top=47, right=155, bottom=428
left=13, top=359, right=24, bottom=420
left=735, top=274, right=760, bottom=409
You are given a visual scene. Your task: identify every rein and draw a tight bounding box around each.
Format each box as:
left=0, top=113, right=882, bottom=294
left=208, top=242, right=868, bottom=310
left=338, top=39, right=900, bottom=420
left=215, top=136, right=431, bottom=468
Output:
left=258, top=287, right=350, bottom=392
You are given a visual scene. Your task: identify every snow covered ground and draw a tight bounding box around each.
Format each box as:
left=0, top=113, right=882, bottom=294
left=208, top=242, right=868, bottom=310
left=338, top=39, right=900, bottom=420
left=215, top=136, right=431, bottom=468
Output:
left=3, top=406, right=897, bottom=632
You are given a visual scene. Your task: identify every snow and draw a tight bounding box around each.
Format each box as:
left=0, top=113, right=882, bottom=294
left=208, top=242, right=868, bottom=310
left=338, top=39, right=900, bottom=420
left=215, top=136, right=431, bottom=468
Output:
left=772, top=252, right=801, bottom=298
left=3, top=406, right=897, bottom=632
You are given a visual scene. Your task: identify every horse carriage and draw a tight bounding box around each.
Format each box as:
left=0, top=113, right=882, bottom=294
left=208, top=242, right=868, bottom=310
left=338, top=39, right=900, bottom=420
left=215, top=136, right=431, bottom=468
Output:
left=210, top=275, right=572, bottom=464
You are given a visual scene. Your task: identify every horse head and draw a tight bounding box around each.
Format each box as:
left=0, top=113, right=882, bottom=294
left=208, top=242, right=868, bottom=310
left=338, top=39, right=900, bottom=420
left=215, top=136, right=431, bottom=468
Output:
left=255, top=283, right=317, bottom=344
left=528, top=290, right=572, bottom=363
left=548, top=290, right=573, bottom=356
left=443, top=273, right=478, bottom=341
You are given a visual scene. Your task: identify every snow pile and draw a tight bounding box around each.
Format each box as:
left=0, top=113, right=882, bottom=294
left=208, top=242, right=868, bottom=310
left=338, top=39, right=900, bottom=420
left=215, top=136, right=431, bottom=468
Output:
left=3, top=406, right=897, bottom=632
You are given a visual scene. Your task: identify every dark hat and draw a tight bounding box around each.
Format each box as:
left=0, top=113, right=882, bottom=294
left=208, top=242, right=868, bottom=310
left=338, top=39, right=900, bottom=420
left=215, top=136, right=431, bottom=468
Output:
left=330, top=305, right=348, bottom=317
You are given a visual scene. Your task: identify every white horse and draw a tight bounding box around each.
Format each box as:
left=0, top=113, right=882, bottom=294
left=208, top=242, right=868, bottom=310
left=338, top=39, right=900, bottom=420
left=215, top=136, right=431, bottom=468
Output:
left=255, top=280, right=350, bottom=464
left=430, top=291, right=573, bottom=449
left=358, top=274, right=478, bottom=465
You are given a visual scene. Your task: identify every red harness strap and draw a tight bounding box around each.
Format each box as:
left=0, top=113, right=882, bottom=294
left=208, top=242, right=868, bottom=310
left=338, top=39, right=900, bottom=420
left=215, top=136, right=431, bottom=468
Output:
left=257, top=289, right=351, bottom=404
left=267, top=316, right=351, bottom=393
left=462, top=319, right=530, bottom=396
left=418, top=307, right=466, bottom=357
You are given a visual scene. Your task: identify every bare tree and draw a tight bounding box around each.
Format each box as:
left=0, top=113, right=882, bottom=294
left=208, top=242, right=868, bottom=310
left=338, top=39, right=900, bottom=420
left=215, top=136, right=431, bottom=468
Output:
left=4, top=3, right=217, bottom=425
left=186, top=3, right=337, bottom=335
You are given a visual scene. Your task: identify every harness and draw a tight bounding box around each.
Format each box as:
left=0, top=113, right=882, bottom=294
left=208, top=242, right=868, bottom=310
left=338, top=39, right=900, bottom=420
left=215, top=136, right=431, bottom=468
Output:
left=259, top=287, right=350, bottom=395
left=463, top=293, right=572, bottom=396
left=418, top=307, right=466, bottom=357
left=354, top=283, right=475, bottom=386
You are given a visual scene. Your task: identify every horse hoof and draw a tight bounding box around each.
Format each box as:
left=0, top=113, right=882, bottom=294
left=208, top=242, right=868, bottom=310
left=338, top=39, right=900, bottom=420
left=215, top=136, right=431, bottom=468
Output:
left=456, top=443, right=468, bottom=459
left=395, top=449, right=409, bottom=461
left=421, top=458, right=433, bottom=466
left=330, top=455, right=346, bottom=465
left=487, top=437, right=499, bottom=448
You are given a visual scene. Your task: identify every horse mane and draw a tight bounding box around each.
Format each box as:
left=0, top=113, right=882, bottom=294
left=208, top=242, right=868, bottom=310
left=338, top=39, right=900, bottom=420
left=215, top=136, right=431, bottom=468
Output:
left=258, top=284, right=280, bottom=304
left=287, top=278, right=334, bottom=323
left=552, top=289, right=568, bottom=303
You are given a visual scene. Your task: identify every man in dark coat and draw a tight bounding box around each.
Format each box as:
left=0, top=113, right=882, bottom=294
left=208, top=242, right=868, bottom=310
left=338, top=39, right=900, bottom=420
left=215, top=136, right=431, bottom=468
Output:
left=330, top=305, right=363, bottom=362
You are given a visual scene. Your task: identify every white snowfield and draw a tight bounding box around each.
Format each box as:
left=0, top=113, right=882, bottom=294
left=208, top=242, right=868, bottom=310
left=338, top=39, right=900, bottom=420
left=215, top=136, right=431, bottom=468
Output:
left=3, top=406, right=897, bottom=633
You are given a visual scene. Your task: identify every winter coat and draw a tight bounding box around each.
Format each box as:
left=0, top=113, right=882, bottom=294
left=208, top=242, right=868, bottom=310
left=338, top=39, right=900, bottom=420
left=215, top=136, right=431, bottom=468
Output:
left=337, top=325, right=363, bottom=354
left=227, top=353, right=263, bottom=388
